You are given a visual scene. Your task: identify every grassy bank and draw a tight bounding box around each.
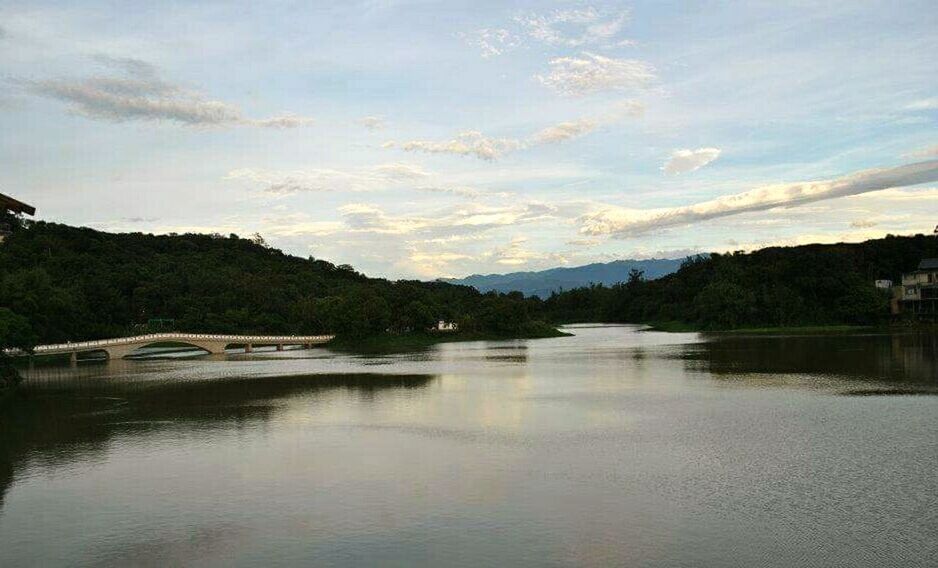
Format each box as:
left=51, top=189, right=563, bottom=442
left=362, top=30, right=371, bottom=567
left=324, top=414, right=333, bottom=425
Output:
left=327, top=325, right=571, bottom=354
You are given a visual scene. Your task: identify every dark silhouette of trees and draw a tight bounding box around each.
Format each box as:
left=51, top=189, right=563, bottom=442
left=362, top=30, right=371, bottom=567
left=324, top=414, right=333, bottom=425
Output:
left=544, top=234, right=937, bottom=329
left=0, top=222, right=552, bottom=344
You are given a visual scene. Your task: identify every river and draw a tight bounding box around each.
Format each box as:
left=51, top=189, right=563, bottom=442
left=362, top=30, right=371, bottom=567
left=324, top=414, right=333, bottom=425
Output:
left=1, top=324, right=936, bottom=567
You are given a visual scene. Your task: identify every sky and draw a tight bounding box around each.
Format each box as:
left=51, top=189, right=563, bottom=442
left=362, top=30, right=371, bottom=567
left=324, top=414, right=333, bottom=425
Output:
left=1, top=0, right=936, bottom=279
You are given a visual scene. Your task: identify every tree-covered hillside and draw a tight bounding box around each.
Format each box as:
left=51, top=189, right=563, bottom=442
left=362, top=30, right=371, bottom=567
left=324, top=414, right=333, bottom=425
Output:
left=2, top=221, right=934, bottom=348
left=0, top=222, right=554, bottom=346
left=543, top=234, right=938, bottom=329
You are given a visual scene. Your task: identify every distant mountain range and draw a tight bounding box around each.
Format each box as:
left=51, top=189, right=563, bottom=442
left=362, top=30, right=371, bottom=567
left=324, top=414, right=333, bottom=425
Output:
left=443, top=257, right=696, bottom=298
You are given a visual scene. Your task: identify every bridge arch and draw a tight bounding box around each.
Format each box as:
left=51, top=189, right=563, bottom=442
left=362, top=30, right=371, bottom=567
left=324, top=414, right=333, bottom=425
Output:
left=102, top=339, right=230, bottom=360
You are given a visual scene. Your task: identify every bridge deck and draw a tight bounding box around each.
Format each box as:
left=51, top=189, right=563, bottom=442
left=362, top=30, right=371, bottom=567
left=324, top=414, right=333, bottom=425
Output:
left=23, top=333, right=334, bottom=356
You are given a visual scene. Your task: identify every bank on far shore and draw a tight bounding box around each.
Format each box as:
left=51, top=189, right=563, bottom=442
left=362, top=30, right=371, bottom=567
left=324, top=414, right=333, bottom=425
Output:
left=641, top=321, right=938, bottom=335
left=327, top=323, right=571, bottom=354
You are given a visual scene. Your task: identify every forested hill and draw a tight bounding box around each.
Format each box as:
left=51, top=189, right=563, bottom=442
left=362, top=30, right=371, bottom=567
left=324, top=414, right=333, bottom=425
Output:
left=0, top=222, right=553, bottom=346
left=2, top=222, right=934, bottom=347
left=542, top=234, right=938, bottom=329
left=443, top=257, right=688, bottom=298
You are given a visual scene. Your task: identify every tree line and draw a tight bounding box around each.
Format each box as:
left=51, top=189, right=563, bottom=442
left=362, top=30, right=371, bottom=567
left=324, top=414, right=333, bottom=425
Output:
left=0, top=222, right=554, bottom=348
left=2, top=220, right=935, bottom=352
left=541, top=233, right=938, bottom=329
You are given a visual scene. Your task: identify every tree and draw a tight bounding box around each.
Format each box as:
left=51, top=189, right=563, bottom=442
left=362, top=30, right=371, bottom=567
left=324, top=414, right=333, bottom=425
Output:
left=0, top=308, right=36, bottom=352
left=694, top=280, right=757, bottom=329
left=835, top=283, right=889, bottom=325
left=627, top=268, right=644, bottom=288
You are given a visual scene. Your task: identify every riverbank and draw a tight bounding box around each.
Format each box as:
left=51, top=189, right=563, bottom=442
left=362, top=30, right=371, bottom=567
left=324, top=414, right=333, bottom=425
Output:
left=642, top=321, right=937, bottom=334
left=644, top=321, right=875, bottom=334
left=326, top=325, right=571, bottom=354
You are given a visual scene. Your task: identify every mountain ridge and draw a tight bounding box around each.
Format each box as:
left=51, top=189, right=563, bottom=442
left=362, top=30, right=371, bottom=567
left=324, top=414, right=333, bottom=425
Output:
left=442, top=257, right=697, bottom=298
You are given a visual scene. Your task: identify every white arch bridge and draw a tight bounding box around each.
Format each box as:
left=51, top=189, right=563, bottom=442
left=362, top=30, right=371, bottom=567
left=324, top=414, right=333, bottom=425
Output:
left=23, top=333, right=335, bottom=361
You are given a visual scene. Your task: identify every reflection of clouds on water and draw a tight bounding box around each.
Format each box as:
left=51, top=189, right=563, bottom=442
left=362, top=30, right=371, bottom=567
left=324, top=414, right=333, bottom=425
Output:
left=4, top=325, right=938, bottom=567
left=0, top=373, right=435, bottom=514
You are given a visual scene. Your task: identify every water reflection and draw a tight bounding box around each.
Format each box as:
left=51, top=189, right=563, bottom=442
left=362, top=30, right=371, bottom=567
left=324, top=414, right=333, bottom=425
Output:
left=0, top=373, right=435, bottom=512
left=683, top=331, right=938, bottom=392
left=2, top=326, right=937, bottom=567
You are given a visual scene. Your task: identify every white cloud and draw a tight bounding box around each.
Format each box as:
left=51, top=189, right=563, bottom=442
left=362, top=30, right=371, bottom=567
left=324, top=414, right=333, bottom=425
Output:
left=537, top=52, right=656, bottom=96
left=391, top=100, right=642, bottom=161
left=909, top=144, right=938, bottom=158
left=906, top=98, right=938, bottom=111
left=226, top=163, right=429, bottom=194
left=410, top=250, right=473, bottom=268
left=337, top=201, right=560, bottom=237
left=27, top=76, right=242, bottom=125
left=565, top=238, right=601, bottom=247
left=464, top=7, right=631, bottom=59
left=372, top=163, right=430, bottom=180
left=227, top=162, right=512, bottom=200
left=461, top=28, right=520, bottom=58
left=24, top=56, right=313, bottom=128
left=517, top=7, right=630, bottom=48
left=260, top=214, right=344, bottom=237
left=485, top=236, right=568, bottom=267
left=247, top=114, right=315, bottom=128
left=662, top=148, right=722, bottom=174
left=850, top=186, right=938, bottom=202
left=530, top=118, right=598, bottom=144
left=359, top=116, right=385, bottom=130
left=398, top=130, right=523, bottom=160
left=339, top=203, right=427, bottom=234
left=413, top=185, right=511, bottom=199
left=580, top=159, right=938, bottom=238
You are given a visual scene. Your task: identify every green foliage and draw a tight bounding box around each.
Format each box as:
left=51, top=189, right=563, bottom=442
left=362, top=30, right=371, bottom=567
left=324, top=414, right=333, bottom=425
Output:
left=0, top=222, right=551, bottom=343
left=0, top=308, right=33, bottom=392
left=694, top=279, right=757, bottom=329
left=544, top=234, right=938, bottom=330
left=0, top=308, right=36, bottom=351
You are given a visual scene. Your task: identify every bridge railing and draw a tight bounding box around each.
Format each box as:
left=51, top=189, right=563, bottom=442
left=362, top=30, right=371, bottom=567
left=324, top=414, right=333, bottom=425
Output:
left=24, top=333, right=335, bottom=354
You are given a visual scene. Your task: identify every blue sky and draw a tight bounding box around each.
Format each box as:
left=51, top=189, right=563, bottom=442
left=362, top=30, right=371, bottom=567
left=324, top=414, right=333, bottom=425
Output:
left=1, top=0, right=936, bottom=278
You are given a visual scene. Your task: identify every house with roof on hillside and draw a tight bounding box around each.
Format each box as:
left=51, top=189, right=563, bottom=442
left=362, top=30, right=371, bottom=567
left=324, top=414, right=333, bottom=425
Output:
left=898, top=258, right=938, bottom=320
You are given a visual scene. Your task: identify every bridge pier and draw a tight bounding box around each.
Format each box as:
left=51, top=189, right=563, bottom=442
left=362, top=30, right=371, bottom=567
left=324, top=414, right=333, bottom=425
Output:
left=276, top=344, right=283, bottom=351
left=245, top=343, right=252, bottom=353
left=69, top=351, right=78, bottom=365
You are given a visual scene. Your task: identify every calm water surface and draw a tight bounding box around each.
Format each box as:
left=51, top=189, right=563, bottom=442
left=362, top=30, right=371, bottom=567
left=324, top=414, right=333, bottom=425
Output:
left=1, top=325, right=936, bottom=567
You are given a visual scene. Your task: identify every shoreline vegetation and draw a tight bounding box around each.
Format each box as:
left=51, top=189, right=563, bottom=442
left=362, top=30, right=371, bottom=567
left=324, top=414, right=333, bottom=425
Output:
left=642, top=321, right=873, bottom=334
left=642, top=321, right=938, bottom=335
left=327, top=324, right=571, bottom=354
left=0, top=222, right=565, bottom=351
left=2, top=221, right=936, bottom=363
left=543, top=233, right=937, bottom=331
